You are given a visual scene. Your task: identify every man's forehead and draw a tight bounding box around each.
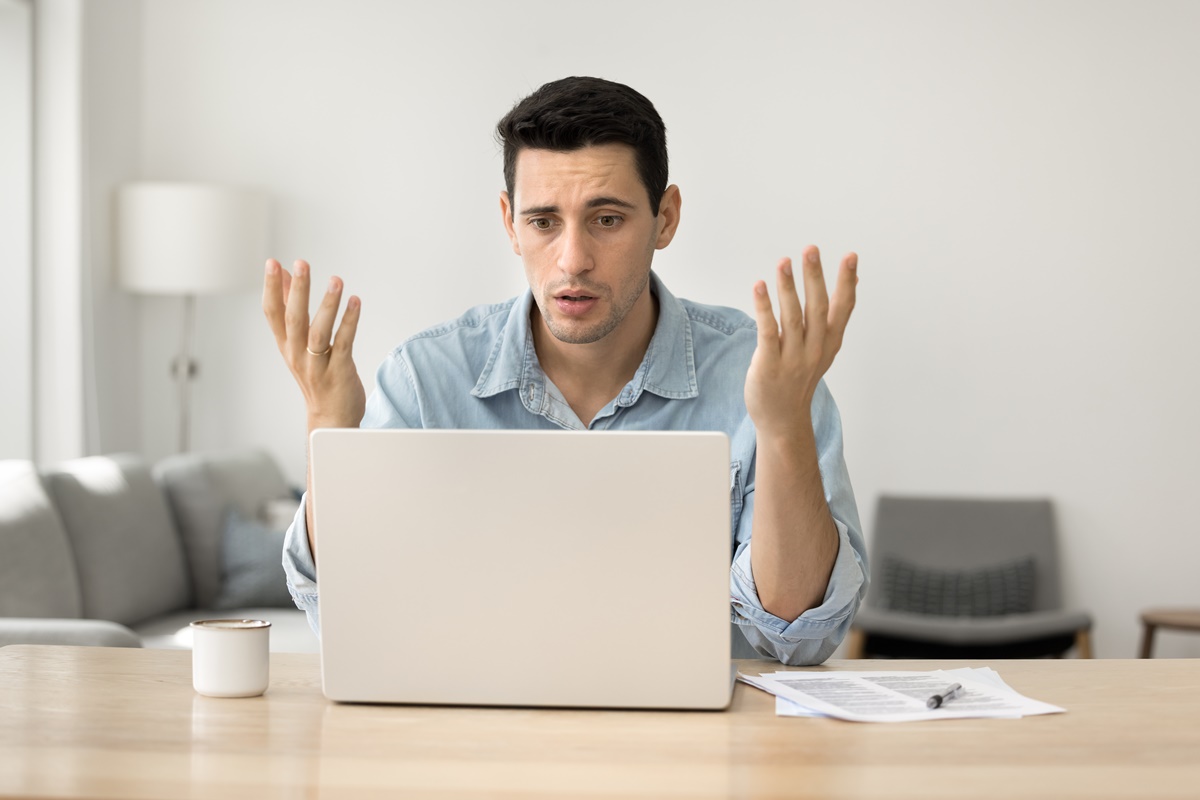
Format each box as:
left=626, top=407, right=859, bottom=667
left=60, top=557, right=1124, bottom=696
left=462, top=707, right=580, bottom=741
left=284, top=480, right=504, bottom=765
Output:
left=512, top=144, right=642, bottom=208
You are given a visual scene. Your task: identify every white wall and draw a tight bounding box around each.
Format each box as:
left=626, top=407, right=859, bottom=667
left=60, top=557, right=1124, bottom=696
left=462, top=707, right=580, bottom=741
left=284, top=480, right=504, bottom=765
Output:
left=107, top=0, right=1200, bottom=658
left=28, top=0, right=142, bottom=463
left=33, top=0, right=87, bottom=464
left=83, top=0, right=144, bottom=456
left=0, top=0, right=33, bottom=459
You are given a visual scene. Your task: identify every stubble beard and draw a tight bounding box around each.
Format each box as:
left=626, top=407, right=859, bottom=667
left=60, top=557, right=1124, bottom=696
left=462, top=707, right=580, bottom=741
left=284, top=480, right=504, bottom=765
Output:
left=539, top=269, right=651, bottom=345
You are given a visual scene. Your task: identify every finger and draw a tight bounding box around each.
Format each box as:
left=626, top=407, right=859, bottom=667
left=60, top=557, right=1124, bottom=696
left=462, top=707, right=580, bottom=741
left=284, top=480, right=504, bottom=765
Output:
left=333, top=295, right=362, bottom=357
left=262, top=259, right=287, bottom=347
left=801, top=246, right=830, bottom=342
left=284, top=259, right=312, bottom=363
left=752, top=280, right=781, bottom=355
left=826, top=252, right=858, bottom=352
left=308, top=276, right=344, bottom=354
left=280, top=266, right=292, bottom=305
left=774, top=257, right=804, bottom=340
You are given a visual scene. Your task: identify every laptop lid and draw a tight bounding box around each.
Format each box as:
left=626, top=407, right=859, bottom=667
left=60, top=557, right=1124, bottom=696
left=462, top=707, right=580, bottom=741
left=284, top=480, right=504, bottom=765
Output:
left=310, top=428, right=732, bottom=710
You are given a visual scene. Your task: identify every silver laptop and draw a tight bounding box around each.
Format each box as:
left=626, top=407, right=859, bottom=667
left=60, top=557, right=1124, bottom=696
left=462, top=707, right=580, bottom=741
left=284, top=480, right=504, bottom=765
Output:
left=310, top=428, right=733, bottom=710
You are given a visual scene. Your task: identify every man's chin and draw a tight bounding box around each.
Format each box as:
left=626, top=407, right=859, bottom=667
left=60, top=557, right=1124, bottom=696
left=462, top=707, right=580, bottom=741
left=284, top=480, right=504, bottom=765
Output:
left=543, top=316, right=617, bottom=346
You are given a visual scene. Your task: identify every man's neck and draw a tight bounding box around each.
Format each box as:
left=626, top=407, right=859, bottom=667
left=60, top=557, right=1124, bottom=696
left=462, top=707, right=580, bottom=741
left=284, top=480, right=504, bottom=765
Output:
left=532, top=290, right=659, bottom=426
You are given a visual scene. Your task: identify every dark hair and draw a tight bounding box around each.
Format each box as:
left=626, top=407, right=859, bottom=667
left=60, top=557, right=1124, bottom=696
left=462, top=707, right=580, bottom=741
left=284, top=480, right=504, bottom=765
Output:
left=496, top=76, right=668, bottom=216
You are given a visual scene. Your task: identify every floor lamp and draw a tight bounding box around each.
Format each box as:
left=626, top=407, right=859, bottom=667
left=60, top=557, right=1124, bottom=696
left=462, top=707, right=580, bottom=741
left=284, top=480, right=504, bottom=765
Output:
left=115, top=182, right=269, bottom=453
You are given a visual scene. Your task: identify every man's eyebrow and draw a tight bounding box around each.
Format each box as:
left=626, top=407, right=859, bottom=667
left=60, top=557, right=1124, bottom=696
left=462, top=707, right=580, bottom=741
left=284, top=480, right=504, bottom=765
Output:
left=519, top=204, right=559, bottom=216
left=518, top=196, right=639, bottom=216
left=587, top=196, right=637, bottom=210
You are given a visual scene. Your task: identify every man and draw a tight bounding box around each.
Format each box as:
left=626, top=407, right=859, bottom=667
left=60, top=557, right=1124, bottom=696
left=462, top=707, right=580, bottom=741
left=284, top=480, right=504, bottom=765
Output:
left=263, top=76, right=866, bottom=665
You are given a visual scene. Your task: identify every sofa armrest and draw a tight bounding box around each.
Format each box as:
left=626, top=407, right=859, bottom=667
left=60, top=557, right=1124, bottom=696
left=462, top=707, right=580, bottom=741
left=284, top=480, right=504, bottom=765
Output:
left=0, top=618, right=142, bottom=648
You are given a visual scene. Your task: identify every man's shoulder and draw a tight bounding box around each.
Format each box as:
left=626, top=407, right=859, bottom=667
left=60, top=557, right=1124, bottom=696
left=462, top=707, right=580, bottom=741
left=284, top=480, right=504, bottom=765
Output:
left=390, top=297, right=520, bottom=357
left=675, top=296, right=756, bottom=338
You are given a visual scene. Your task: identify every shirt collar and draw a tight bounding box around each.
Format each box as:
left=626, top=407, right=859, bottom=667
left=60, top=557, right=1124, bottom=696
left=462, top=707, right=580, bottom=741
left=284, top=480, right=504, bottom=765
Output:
left=471, top=271, right=698, bottom=403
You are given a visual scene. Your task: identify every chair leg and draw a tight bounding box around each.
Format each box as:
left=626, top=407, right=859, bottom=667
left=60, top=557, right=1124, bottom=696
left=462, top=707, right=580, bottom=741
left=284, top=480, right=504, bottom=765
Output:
left=1139, top=624, right=1156, bottom=659
left=1074, top=629, right=1093, bottom=659
left=845, top=628, right=865, bottom=659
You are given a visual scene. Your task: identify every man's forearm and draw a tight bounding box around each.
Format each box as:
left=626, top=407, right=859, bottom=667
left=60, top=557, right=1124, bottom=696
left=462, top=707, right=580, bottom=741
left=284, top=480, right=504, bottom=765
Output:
left=749, top=421, right=840, bottom=621
left=305, top=456, right=316, bottom=562
left=304, top=415, right=361, bottom=563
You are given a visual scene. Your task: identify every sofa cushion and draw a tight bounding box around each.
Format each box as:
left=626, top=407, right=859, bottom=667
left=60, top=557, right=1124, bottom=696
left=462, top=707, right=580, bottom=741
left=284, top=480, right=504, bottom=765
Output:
left=0, top=461, right=83, bottom=618
left=154, top=450, right=292, bottom=609
left=213, top=508, right=293, bottom=610
left=43, top=454, right=191, bottom=626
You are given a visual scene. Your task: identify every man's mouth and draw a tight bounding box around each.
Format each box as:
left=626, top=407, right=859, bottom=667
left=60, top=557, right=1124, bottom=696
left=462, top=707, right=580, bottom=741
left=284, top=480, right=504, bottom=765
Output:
left=553, top=292, right=600, bottom=316
left=554, top=287, right=601, bottom=301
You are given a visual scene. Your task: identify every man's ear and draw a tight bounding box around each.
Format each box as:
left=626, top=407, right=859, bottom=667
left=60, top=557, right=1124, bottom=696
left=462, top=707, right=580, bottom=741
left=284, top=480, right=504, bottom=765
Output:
left=654, top=185, right=682, bottom=250
left=499, top=191, right=521, bottom=256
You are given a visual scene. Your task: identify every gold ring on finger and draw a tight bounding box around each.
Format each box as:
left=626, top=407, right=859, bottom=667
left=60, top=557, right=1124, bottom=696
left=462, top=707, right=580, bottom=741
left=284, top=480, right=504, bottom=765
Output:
left=306, top=345, right=332, bottom=357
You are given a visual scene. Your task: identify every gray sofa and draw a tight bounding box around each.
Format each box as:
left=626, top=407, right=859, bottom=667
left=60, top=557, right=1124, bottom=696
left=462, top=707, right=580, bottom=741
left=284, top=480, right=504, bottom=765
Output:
left=0, top=450, right=317, bottom=653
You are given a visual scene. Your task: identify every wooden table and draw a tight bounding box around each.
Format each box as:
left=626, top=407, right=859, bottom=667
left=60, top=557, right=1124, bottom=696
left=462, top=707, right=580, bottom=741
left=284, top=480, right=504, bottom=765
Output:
left=1, top=646, right=1197, bottom=799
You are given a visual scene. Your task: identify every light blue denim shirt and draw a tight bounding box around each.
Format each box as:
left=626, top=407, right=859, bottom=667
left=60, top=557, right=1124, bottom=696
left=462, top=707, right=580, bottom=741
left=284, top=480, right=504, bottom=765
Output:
left=283, top=272, right=868, bottom=665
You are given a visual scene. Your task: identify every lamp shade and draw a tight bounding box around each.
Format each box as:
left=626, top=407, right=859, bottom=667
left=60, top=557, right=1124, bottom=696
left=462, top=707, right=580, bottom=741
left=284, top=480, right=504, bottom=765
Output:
left=115, top=182, right=269, bottom=295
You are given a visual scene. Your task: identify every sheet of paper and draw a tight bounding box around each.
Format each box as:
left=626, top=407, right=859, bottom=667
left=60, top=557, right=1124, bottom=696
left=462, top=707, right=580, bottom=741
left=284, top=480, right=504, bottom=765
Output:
left=738, top=672, right=828, bottom=717
left=739, top=668, right=1064, bottom=723
left=776, top=695, right=825, bottom=717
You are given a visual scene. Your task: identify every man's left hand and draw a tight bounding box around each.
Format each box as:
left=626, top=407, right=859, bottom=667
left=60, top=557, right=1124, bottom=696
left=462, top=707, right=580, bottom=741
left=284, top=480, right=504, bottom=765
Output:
left=745, top=246, right=858, bottom=439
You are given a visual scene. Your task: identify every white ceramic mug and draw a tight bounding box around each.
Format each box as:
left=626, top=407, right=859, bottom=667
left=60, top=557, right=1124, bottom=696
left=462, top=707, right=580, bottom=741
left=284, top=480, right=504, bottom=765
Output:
left=190, top=619, right=271, bottom=698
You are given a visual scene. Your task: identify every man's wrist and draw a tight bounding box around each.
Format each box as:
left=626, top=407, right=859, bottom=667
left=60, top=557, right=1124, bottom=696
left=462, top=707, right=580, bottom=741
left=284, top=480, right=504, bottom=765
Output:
left=755, top=413, right=816, bottom=453
left=307, top=414, right=360, bottom=432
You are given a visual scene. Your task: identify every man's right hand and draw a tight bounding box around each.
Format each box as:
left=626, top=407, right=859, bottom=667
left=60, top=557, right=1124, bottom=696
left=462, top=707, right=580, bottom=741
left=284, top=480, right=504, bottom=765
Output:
left=262, top=259, right=366, bottom=431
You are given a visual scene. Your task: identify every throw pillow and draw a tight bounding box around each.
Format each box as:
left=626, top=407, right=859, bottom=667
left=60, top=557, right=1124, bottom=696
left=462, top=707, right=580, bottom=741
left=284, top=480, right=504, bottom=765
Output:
left=212, top=508, right=293, bottom=610
left=880, top=556, right=1036, bottom=617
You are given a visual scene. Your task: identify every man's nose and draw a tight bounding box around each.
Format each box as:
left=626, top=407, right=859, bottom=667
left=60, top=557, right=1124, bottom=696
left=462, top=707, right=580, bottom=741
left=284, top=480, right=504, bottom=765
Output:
left=556, top=223, right=594, bottom=275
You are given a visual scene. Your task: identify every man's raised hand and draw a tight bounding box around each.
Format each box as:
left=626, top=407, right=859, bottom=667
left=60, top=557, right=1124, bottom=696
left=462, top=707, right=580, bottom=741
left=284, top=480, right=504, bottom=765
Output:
left=744, top=246, right=858, bottom=440
left=262, top=259, right=366, bottom=430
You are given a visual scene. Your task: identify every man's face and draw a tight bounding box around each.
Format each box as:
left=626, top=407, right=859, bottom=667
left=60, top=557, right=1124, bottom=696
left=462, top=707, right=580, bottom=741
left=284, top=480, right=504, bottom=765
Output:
left=501, top=144, right=679, bottom=346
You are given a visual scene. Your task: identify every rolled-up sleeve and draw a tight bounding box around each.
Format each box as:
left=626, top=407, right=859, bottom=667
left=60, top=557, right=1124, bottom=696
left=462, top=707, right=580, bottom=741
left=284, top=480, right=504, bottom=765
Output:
left=728, top=382, right=869, bottom=665
left=282, top=495, right=321, bottom=635
left=730, top=517, right=866, bottom=664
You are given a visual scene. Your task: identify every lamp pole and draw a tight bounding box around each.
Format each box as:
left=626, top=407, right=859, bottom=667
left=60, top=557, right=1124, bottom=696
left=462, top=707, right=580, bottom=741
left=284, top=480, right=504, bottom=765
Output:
left=170, top=294, right=198, bottom=453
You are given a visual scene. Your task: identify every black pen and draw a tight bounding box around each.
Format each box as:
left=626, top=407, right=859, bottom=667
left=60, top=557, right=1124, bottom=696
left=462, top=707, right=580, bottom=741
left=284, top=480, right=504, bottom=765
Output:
left=926, top=683, right=963, bottom=709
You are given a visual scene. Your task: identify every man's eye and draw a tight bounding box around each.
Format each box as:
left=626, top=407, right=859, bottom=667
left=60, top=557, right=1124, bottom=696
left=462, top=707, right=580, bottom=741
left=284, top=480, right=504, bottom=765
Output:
left=597, top=215, right=621, bottom=228
left=529, top=218, right=552, bottom=230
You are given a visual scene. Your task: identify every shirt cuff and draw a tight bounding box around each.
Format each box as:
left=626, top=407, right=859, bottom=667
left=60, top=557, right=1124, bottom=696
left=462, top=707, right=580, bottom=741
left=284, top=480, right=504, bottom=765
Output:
left=281, top=493, right=322, bottom=635
left=729, top=517, right=866, bottom=661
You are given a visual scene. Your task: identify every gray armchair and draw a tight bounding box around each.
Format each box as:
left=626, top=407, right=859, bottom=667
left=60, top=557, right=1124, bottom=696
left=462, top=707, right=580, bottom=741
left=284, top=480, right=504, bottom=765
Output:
left=847, top=496, right=1092, bottom=659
